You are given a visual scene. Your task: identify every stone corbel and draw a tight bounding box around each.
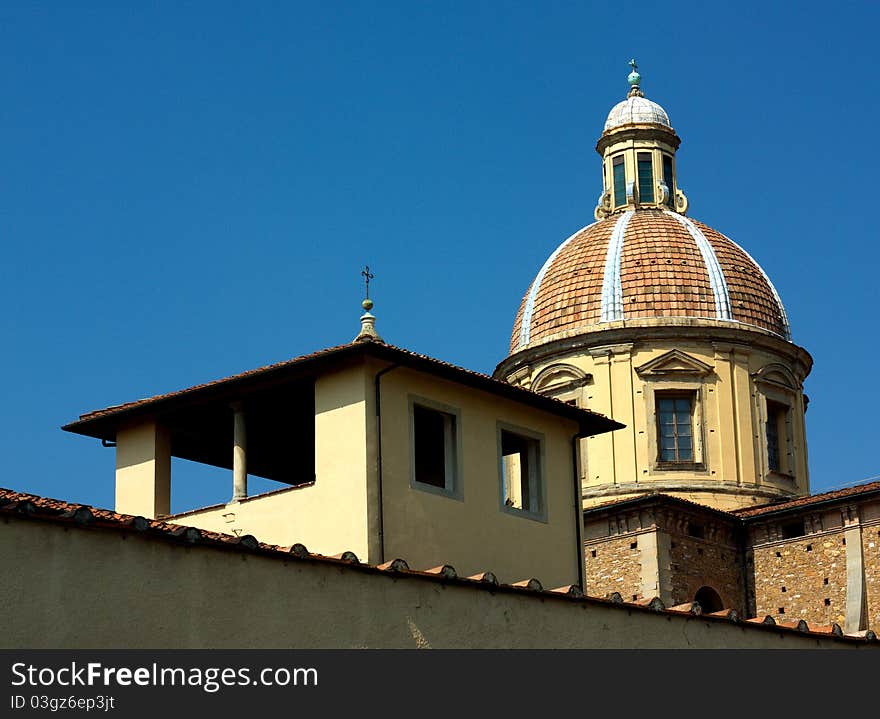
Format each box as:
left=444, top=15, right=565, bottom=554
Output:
left=674, top=188, right=688, bottom=214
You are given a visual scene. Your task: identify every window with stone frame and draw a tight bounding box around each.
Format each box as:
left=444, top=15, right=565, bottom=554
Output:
left=765, top=400, right=789, bottom=473
left=655, top=392, right=696, bottom=465
left=499, top=426, right=545, bottom=519
left=411, top=399, right=460, bottom=497
left=754, top=365, right=798, bottom=481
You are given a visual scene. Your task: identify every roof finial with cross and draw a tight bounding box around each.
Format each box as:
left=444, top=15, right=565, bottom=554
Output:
left=354, top=265, right=383, bottom=343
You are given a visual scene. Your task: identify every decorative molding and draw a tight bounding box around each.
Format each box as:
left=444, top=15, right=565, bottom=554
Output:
left=588, top=342, right=634, bottom=360
left=495, top=320, right=812, bottom=383
left=531, top=363, right=592, bottom=394
left=635, top=349, right=714, bottom=377
left=753, top=362, right=799, bottom=390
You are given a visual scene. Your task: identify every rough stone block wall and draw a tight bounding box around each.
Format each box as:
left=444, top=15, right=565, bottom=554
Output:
left=584, top=533, right=643, bottom=601
left=752, top=531, right=847, bottom=626
left=864, top=526, right=880, bottom=630
left=667, top=534, right=745, bottom=613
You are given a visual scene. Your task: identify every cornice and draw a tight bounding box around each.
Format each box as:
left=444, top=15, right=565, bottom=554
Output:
left=495, top=320, right=813, bottom=381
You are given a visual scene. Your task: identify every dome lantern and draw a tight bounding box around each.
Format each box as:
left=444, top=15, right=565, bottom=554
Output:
left=595, top=61, right=689, bottom=219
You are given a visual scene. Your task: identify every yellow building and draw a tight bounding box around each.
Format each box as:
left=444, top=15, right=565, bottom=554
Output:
left=495, top=62, right=811, bottom=512
left=63, top=319, right=621, bottom=589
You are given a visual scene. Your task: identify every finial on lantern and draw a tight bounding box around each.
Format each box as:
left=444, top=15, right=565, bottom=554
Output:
left=354, top=265, right=383, bottom=343
left=627, top=58, right=644, bottom=97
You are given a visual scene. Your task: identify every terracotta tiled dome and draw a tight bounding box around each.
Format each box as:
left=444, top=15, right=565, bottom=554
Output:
left=510, top=209, right=790, bottom=353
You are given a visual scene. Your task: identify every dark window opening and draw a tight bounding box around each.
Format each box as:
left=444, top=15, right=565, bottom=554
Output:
left=766, top=400, right=789, bottom=473
left=656, top=393, right=695, bottom=463
left=806, top=544, right=813, bottom=552
left=781, top=520, right=805, bottom=539
left=824, top=598, right=831, bottom=606
left=637, top=152, right=654, bottom=203
left=413, top=404, right=456, bottom=491
left=662, top=155, right=674, bottom=207
left=612, top=155, right=626, bottom=207
left=778, top=607, right=785, bottom=614
left=687, top=523, right=705, bottom=539
left=694, top=586, right=723, bottom=613
left=501, top=429, right=542, bottom=514
left=590, top=549, right=597, bottom=558
left=781, top=586, right=787, bottom=593
left=823, top=577, right=829, bottom=585
left=630, top=541, right=638, bottom=550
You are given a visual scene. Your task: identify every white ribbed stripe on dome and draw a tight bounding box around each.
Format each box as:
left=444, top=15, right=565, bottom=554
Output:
left=599, top=211, right=634, bottom=322
left=722, top=237, right=792, bottom=341
left=518, top=221, right=598, bottom=348
left=668, top=212, right=732, bottom=321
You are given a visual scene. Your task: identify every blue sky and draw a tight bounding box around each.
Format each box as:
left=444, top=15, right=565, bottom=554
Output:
left=2, top=1, right=877, bottom=511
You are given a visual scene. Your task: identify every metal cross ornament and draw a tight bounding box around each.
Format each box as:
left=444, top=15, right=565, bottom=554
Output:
left=361, top=265, right=375, bottom=299
left=628, top=58, right=638, bottom=73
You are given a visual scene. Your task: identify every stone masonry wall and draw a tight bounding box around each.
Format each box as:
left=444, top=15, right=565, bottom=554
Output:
left=751, top=530, right=847, bottom=626
left=667, top=533, right=745, bottom=613
left=584, top=533, right=644, bottom=601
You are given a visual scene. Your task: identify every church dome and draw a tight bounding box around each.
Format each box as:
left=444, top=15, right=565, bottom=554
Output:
left=510, top=208, right=790, bottom=353
left=604, top=96, right=671, bottom=131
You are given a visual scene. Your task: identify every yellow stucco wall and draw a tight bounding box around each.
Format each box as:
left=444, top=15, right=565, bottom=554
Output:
left=1, top=515, right=866, bottom=649
left=115, top=422, right=171, bottom=517
left=375, top=363, right=582, bottom=588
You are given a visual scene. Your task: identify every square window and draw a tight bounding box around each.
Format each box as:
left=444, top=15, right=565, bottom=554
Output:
left=500, top=427, right=544, bottom=517
left=655, top=392, right=695, bottom=464
left=412, top=402, right=458, bottom=495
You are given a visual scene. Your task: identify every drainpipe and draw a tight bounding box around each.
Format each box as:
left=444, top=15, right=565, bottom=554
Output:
left=572, top=434, right=586, bottom=592
left=374, top=364, right=400, bottom=564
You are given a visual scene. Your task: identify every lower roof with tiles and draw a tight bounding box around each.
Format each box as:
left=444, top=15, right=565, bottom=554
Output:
left=510, top=208, right=791, bottom=353
left=0, top=486, right=874, bottom=645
